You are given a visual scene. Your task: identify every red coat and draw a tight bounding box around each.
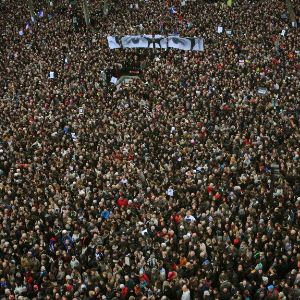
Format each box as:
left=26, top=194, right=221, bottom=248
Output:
left=117, top=197, right=128, bottom=207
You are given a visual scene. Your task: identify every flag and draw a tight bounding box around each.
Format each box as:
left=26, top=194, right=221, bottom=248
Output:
left=49, top=240, right=55, bottom=253
left=37, top=10, right=44, bottom=18
left=169, top=6, right=177, bottom=15
left=227, top=0, right=233, bottom=7
left=62, top=235, right=73, bottom=252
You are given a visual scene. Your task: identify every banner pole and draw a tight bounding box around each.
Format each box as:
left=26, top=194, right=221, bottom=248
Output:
left=82, top=0, right=91, bottom=27
left=28, top=0, right=35, bottom=21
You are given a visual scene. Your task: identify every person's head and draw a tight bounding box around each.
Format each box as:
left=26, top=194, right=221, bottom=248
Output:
left=182, top=284, right=189, bottom=292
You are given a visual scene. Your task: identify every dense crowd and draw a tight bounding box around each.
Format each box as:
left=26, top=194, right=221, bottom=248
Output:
left=0, top=0, right=300, bottom=299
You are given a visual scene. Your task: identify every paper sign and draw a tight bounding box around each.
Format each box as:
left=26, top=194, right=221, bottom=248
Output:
left=281, top=13, right=288, bottom=20
left=79, top=107, right=84, bottom=115
left=281, top=29, right=286, bottom=36
left=226, top=30, right=232, bottom=36
left=19, top=30, right=24, bottom=36
left=292, top=21, right=297, bottom=28
left=257, top=87, right=267, bottom=96
left=125, top=256, right=130, bottom=266
left=217, top=26, right=223, bottom=33
left=166, top=188, right=174, bottom=197
left=141, top=229, right=148, bottom=235
left=71, top=133, right=77, bottom=142
left=121, top=178, right=128, bottom=184
left=110, top=76, right=118, bottom=84
left=49, top=72, right=55, bottom=79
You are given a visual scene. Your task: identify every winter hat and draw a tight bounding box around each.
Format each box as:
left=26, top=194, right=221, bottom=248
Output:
left=101, top=210, right=110, bottom=220
left=233, top=238, right=240, bottom=245
left=167, top=271, right=176, bottom=281
left=65, top=283, right=73, bottom=291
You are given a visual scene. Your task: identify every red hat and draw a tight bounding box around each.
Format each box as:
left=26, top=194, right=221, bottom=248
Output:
left=168, top=271, right=176, bottom=281
left=171, top=263, right=177, bottom=270
left=233, top=238, right=240, bottom=245
left=27, top=276, right=33, bottom=284
left=65, top=284, right=73, bottom=291
left=214, top=192, right=221, bottom=199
